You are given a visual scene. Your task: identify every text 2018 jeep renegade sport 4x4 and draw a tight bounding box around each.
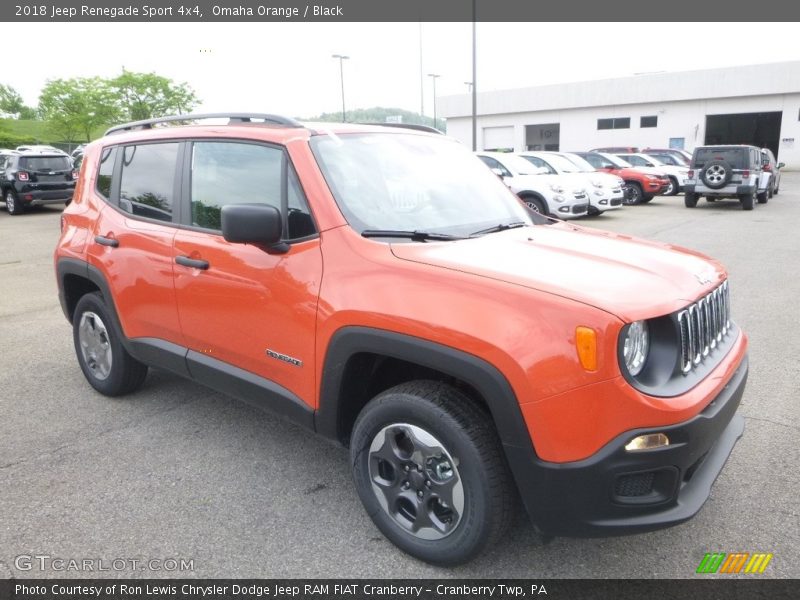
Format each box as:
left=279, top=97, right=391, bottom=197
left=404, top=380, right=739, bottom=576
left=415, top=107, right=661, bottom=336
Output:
left=55, top=114, right=749, bottom=566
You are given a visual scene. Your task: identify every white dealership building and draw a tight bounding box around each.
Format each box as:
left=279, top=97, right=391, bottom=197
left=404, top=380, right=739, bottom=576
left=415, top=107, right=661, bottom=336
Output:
left=439, top=61, right=800, bottom=168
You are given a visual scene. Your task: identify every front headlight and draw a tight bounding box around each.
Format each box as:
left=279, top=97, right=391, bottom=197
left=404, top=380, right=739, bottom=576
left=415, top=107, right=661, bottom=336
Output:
left=549, top=184, right=565, bottom=193
left=622, top=320, right=649, bottom=376
left=646, top=175, right=659, bottom=181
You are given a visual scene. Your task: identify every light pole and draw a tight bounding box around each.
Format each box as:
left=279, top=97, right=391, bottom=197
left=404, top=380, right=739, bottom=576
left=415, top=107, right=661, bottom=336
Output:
left=427, top=73, right=441, bottom=130
left=332, top=54, right=349, bottom=122
left=464, top=81, right=473, bottom=93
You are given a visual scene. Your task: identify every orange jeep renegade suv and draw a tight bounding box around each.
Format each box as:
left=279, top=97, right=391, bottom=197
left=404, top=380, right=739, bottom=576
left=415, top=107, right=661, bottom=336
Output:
left=55, top=114, right=749, bottom=566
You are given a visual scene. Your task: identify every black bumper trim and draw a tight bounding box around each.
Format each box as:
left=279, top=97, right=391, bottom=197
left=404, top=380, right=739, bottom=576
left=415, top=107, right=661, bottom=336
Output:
left=507, top=354, right=748, bottom=537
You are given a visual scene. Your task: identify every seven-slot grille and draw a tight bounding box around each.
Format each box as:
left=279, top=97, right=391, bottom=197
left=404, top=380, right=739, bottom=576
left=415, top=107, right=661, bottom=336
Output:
left=677, top=281, right=731, bottom=374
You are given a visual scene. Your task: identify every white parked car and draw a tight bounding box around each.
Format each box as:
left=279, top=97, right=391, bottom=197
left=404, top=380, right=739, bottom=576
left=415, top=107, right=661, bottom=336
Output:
left=616, top=153, right=690, bottom=196
left=519, top=151, right=624, bottom=215
left=476, top=152, right=589, bottom=219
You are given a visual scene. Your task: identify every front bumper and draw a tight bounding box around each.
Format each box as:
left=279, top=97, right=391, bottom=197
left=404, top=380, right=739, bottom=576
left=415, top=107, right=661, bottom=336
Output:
left=588, top=188, right=624, bottom=212
left=507, top=354, right=748, bottom=537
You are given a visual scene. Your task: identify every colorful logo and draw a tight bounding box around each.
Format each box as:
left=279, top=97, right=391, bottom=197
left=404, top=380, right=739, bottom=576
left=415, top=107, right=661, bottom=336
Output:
left=696, top=552, right=773, bottom=574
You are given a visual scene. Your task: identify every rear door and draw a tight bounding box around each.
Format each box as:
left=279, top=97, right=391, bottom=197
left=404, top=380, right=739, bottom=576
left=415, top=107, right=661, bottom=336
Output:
left=85, top=142, right=185, bottom=346
left=172, top=139, right=322, bottom=407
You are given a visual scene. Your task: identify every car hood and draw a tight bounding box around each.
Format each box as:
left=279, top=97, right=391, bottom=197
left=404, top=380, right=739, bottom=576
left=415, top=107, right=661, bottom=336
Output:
left=629, top=166, right=669, bottom=177
left=390, top=224, right=725, bottom=322
left=510, top=173, right=584, bottom=193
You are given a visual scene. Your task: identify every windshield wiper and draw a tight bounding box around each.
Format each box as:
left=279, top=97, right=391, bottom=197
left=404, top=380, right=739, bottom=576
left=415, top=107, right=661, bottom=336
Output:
left=361, top=229, right=467, bottom=242
left=470, top=221, right=528, bottom=237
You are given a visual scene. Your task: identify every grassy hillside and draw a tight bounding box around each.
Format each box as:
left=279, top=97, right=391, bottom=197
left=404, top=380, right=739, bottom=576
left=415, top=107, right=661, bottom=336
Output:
left=0, top=119, right=106, bottom=145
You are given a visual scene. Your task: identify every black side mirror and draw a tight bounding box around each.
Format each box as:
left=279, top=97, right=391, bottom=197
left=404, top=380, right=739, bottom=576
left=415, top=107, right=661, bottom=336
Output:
left=778, top=162, right=785, bottom=169
left=222, top=204, right=287, bottom=252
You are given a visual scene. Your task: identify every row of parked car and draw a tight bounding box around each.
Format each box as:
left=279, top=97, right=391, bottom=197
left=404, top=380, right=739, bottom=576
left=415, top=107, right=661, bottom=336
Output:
left=0, top=144, right=82, bottom=215
left=477, top=145, right=784, bottom=216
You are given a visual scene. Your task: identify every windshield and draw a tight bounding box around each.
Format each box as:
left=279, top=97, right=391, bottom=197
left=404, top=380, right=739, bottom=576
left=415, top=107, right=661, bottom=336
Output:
left=493, top=153, right=543, bottom=175
left=19, top=156, right=71, bottom=171
left=601, top=153, right=632, bottom=168
left=311, top=133, right=532, bottom=236
left=558, top=153, right=596, bottom=172
left=536, top=153, right=581, bottom=173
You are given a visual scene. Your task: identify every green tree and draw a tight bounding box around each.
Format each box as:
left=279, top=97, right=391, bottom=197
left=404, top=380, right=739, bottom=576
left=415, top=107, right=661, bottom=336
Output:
left=0, top=84, right=25, bottom=114
left=111, top=70, right=199, bottom=121
left=38, top=77, right=121, bottom=141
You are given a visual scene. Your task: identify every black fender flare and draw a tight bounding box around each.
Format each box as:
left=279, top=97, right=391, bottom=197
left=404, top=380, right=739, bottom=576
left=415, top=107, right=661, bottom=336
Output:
left=315, top=326, right=536, bottom=454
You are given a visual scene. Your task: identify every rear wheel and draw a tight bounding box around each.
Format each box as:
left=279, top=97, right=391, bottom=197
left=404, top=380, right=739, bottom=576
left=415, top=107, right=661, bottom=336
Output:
left=350, top=381, right=515, bottom=566
left=684, top=192, right=698, bottom=208
left=757, top=189, right=769, bottom=204
left=73, top=292, right=148, bottom=396
left=739, top=191, right=754, bottom=211
left=5, top=190, right=23, bottom=215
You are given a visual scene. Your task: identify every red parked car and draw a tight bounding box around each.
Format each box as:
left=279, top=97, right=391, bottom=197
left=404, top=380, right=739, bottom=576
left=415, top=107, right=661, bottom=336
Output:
left=574, top=152, right=670, bottom=204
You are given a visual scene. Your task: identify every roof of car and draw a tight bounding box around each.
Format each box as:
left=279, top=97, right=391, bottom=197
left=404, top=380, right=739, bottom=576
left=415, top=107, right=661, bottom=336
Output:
left=101, top=113, right=443, bottom=145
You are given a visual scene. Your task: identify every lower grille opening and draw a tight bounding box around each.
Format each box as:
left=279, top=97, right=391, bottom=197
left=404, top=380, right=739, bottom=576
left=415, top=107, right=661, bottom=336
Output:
left=615, top=472, right=656, bottom=497
left=612, top=467, right=678, bottom=506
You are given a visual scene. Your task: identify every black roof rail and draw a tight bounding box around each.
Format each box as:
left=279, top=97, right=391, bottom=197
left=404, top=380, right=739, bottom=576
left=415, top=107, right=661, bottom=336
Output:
left=355, top=122, right=444, bottom=135
left=104, top=113, right=304, bottom=136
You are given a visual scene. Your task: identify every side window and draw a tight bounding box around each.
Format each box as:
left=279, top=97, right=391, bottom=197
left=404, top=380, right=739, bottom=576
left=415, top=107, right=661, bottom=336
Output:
left=584, top=154, right=604, bottom=169
left=478, top=156, right=511, bottom=177
left=96, top=147, right=116, bottom=199
left=119, top=143, right=179, bottom=222
left=190, top=141, right=315, bottom=240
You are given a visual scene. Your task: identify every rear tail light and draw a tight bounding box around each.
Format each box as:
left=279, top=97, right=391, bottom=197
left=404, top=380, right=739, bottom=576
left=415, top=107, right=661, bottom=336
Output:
left=688, top=170, right=694, bottom=178
left=60, top=215, right=66, bottom=232
left=741, top=169, right=750, bottom=178
left=16, top=171, right=30, bottom=181
left=71, top=170, right=79, bottom=180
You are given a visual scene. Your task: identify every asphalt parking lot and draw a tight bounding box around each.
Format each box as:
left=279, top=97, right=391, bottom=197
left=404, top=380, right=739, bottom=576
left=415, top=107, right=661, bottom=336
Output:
left=1, top=177, right=798, bottom=579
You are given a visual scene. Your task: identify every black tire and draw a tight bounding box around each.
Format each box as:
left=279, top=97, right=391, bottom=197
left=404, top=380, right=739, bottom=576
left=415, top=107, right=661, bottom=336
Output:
left=350, top=381, right=515, bottom=566
left=522, top=195, right=547, bottom=216
left=640, top=195, right=654, bottom=203
left=664, top=177, right=679, bottom=196
left=624, top=182, right=643, bottom=205
left=73, top=292, right=148, bottom=396
left=684, top=192, right=698, bottom=208
left=700, top=160, right=733, bottom=189
left=706, top=197, right=716, bottom=202
left=5, top=189, right=24, bottom=215
left=773, top=183, right=779, bottom=195
left=757, top=189, right=768, bottom=204
left=739, top=192, right=754, bottom=211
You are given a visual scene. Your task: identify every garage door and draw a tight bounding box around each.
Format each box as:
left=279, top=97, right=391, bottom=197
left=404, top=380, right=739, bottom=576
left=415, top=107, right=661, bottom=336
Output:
left=483, top=126, right=514, bottom=151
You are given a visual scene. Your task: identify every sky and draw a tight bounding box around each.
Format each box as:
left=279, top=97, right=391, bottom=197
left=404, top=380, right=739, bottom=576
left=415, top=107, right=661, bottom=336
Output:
left=8, top=22, right=800, bottom=120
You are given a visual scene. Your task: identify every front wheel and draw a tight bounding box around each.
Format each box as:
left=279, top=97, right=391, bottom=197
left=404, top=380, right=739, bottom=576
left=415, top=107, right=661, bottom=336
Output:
left=664, top=177, right=678, bottom=196
left=624, top=183, right=643, bottom=205
left=73, top=292, right=148, bottom=396
left=522, top=196, right=547, bottom=216
left=350, top=381, right=515, bottom=566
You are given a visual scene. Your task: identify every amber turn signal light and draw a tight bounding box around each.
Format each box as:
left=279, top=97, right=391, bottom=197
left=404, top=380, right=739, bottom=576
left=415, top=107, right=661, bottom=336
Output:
left=576, top=326, right=597, bottom=371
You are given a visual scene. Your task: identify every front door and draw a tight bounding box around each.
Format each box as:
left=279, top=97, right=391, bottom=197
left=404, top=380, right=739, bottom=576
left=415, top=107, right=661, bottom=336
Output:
left=172, top=140, right=322, bottom=407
